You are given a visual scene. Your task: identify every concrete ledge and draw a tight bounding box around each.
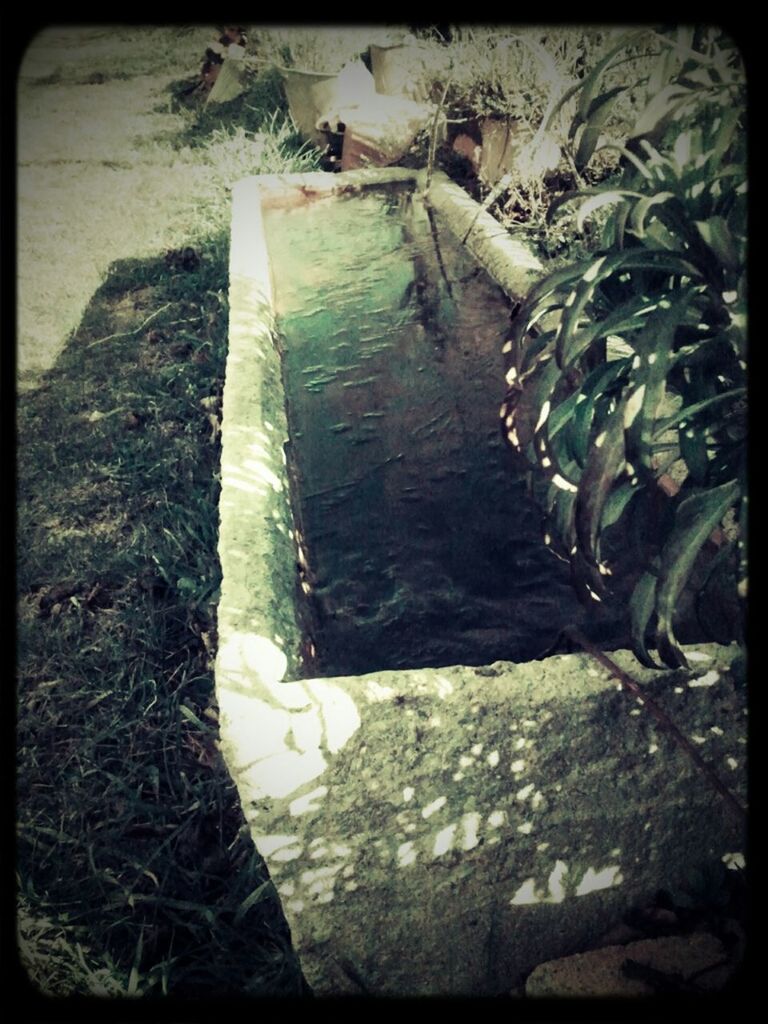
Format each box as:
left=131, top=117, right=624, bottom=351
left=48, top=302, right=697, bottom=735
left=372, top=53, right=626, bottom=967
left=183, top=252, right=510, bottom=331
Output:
left=422, top=169, right=545, bottom=298
left=215, top=641, right=745, bottom=996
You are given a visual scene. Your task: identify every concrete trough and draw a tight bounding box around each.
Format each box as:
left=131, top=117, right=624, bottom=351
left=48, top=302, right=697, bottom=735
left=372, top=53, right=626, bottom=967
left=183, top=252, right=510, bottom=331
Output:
left=216, top=167, right=747, bottom=996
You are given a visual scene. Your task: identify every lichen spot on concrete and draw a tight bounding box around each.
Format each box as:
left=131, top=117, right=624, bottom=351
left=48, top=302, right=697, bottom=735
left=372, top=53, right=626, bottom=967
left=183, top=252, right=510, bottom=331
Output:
left=723, top=852, right=745, bottom=870
left=689, top=670, right=719, bottom=687
left=434, top=675, right=454, bottom=698
left=217, top=633, right=281, bottom=687
left=422, top=796, right=447, bottom=819
left=575, top=865, right=623, bottom=896
left=366, top=680, right=396, bottom=701
left=459, top=812, right=481, bottom=851
left=289, top=785, right=328, bottom=817
left=432, top=823, right=458, bottom=857
left=546, top=860, right=568, bottom=903
left=510, top=878, right=538, bottom=906
left=397, top=841, right=418, bottom=867
left=305, top=679, right=362, bottom=753
left=686, top=650, right=712, bottom=662
left=259, top=834, right=303, bottom=861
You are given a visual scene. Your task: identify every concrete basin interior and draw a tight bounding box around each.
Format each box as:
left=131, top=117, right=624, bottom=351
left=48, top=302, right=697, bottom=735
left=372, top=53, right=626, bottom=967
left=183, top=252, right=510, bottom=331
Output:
left=216, top=168, right=747, bottom=996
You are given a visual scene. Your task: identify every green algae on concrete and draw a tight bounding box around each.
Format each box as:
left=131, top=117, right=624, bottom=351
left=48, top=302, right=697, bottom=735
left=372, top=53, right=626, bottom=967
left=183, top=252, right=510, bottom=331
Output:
left=215, top=641, right=745, bottom=996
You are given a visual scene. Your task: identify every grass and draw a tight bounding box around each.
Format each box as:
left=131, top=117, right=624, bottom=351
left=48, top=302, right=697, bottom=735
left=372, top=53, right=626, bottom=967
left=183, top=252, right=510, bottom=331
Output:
left=17, top=25, right=321, bottom=997
left=16, top=237, right=314, bottom=997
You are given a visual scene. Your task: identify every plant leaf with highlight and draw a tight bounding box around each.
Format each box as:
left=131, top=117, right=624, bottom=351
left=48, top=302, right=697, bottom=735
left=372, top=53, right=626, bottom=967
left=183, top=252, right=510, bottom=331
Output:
left=655, top=479, right=739, bottom=667
left=575, top=86, right=627, bottom=170
left=574, top=398, right=628, bottom=571
left=233, top=880, right=275, bottom=926
left=630, top=569, right=661, bottom=668
left=654, top=387, right=747, bottom=436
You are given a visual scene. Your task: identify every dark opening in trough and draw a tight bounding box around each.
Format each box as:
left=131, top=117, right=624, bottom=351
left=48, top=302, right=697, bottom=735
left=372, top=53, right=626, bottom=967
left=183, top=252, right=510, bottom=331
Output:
left=264, top=185, right=632, bottom=677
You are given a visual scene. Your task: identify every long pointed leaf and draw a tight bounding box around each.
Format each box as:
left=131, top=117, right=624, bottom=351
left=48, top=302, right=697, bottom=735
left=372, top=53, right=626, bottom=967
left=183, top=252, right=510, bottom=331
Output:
left=556, top=250, right=697, bottom=370
left=624, top=295, right=693, bottom=473
left=546, top=187, right=642, bottom=227
left=678, top=419, right=710, bottom=486
left=632, top=84, right=692, bottom=138
left=654, top=387, right=747, bottom=435
left=233, top=879, right=275, bottom=925
left=575, top=190, right=640, bottom=232
left=600, top=479, right=641, bottom=531
left=655, top=479, right=739, bottom=667
left=630, top=569, right=662, bottom=668
left=576, top=30, right=649, bottom=122
left=706, top=107, right=740, bottom=175
left=571, top=359, right=631, bottom=467
left=575, top=86, right=627, bottom=170
left=694, top=215, right=741, bottom=272
left=630, top=191, right=676, bottom=237
left=574, top=398, right=628, bottom=574
left=545, top=483, right=577, bottom=557
left=566, top=296, right=661, bottom=363
left=504, top=355, right=561, bottom=453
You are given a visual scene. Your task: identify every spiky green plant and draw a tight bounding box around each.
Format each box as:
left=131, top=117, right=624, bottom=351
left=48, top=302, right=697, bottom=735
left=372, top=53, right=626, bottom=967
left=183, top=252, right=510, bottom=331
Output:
left=500, top=26, right=746, bottom=668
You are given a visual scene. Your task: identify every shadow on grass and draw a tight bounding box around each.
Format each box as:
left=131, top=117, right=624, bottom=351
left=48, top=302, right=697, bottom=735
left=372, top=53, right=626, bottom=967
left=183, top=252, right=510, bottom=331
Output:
left=16, top=235, right=309, bottom=998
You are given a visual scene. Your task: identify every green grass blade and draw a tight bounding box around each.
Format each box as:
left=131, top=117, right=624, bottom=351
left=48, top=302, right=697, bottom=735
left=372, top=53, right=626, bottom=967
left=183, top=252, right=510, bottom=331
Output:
left=233, top=880, right=275, bottom=926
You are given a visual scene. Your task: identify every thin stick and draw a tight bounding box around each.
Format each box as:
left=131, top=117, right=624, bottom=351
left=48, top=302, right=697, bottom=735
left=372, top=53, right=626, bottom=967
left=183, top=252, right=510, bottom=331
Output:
left=425, top=79, right=451, bottom=193
left=563, top=626, right=747, bottom=825
left=87, top=303, right=172, bottom=348
left=461, top=171, right=513, bottom=245
left=302, top=452, right=404, bottom=501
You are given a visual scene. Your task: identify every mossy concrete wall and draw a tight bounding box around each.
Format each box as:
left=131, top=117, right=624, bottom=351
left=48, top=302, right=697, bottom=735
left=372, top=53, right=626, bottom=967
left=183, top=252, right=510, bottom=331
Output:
left=216, top=640, right=745, bottom=996
left=218, top=170, right=747, bottom=996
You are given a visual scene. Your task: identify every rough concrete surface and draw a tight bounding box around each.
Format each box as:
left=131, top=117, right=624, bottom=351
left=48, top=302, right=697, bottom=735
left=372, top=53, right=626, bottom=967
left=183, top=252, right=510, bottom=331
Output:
left=215, top=640, right=745, bottom=996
